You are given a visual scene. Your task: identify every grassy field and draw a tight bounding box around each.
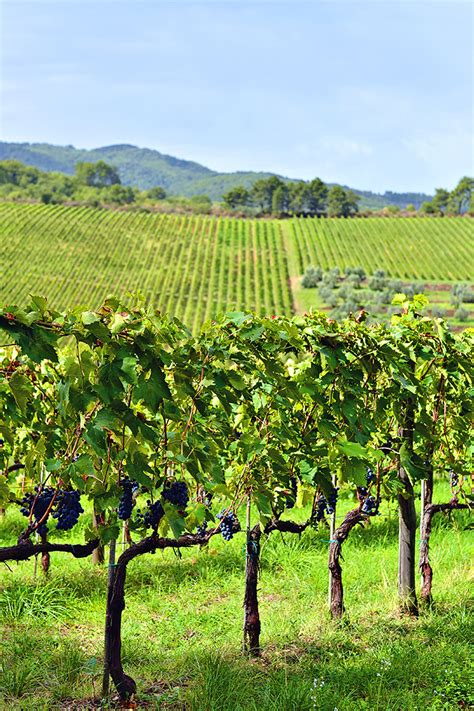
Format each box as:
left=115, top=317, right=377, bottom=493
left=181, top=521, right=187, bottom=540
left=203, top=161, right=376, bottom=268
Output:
left=0, top=203, right=472, bottom=329
left=0, top=485, right=472, bottom=710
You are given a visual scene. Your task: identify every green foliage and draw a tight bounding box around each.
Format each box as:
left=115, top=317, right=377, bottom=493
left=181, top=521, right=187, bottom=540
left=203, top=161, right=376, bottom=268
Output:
left=327, top=185, right=359, bottom=217
left=75, top=160, right=121, bottom=188
left=146, top=186, right=167, bottom=200
left=301, top=266, right=323, bottom=288
left=222, top=186, right=251, bottom=210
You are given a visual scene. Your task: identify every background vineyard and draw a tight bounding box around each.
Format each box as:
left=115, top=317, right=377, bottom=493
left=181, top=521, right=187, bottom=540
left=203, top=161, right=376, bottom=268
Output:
left=1, top=203, right=472, bottom=327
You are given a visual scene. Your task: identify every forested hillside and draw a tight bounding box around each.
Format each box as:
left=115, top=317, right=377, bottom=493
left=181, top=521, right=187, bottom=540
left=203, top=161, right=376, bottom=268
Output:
left=0, top=141, right=432, bottom=207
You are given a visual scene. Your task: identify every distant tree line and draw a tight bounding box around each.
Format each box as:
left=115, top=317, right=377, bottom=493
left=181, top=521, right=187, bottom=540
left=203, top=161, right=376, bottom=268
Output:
left=222, top=177, right=360, bottom=217
left=1, top=159, right=472, bottom=219
left=419, top=177, right=473, bottom=216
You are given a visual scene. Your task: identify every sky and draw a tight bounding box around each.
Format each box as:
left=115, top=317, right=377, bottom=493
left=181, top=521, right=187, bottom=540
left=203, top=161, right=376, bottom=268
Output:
left=0, top=0, right=473, bottom=193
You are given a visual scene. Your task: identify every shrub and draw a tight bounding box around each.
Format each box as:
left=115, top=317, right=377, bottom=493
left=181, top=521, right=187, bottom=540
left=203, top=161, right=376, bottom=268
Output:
left=454, top=308, right=469, bottom=322
left=301, top=266, right=323, bottom=288
left=344, top=266, right=366, bottom=280
left=368, top=270, right=388, bottom=291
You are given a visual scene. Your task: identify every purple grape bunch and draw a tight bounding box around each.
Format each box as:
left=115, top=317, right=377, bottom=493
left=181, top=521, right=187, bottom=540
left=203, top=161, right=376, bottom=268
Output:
left=52, top=489, right=84, bottom=530
left=117, top=478, right=139, bottom=520
left=216, top=509, right=238, bottom=541
left=162, top=480, right=188, bottom=508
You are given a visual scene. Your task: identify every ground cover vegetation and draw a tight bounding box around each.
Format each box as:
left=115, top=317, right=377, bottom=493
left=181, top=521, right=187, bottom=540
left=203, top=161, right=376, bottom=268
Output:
left=0, top=294, right=472, bottom=708
left=0, top=202, right=472, bottom=331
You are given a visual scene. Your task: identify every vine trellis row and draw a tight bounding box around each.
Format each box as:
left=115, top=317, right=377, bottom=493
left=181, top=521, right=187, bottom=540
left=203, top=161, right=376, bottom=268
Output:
left=0, top=293, right=472, bottom=702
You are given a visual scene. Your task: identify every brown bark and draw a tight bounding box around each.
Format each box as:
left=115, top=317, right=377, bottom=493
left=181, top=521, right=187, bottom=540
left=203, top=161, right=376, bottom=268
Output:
left=328, top=508, right=366, bottom=618
left=91, top=508, right=105, bottom=565
left=264, top=518, right=310, bottom=534
left=243, top=524, right=261, bottom=656
left=40, top=532, right=50, bottom=574
left=0, top=538, right=99, bottom=562
left=419, top=496, right=468, bottom=605
left=397, top=402, right=418, bottom=617
left=105, top=523, right=237, bottom=701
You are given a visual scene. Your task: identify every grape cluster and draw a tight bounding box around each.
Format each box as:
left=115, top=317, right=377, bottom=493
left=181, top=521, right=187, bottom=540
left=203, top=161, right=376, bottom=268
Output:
left=357, top=486, right=368, bottom=498
left=216, top=509, right=238, bottom=541
left=361, top=495, right=379, bottom=515
left=162, top=481, right=188, bottom=508
left=117, top=478, right=138, bottom=520
left=196, top=520, right=208, bottom=537
left=136, top=500, right=165, bottom=530
left=450, top=470, right=459, bottom=488
left=366, top=467, right=376, bottom=485
left=315, top=496, right=327, bottom=522
left=52, top=490, right=84, bottom=530
left=20, top=486, right=55, bottom=536
left=326, top=487, right=338, bottom=514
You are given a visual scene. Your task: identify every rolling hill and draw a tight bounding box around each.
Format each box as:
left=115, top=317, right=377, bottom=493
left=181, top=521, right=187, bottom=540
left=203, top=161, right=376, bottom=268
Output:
left=1, top=203, right=471, bottom=331
left=0, top=141, right=432, bottom=208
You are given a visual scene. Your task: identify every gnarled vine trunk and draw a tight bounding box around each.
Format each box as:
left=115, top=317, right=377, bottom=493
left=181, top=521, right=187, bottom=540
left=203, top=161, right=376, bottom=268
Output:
left=103, top=525, right=237, bottom=701
left=92, top=508, right=105, bottom=565
left=243, top=524, right=261, bottom=656
left=40, top=532, right=50, bottom=574
left=328, top=508, right=366, bottom=618
left=397, top=400, right=418, bottom=616
left=419, top=496, right=468, bottom=605
left=419, top=463, right=434, bottom=604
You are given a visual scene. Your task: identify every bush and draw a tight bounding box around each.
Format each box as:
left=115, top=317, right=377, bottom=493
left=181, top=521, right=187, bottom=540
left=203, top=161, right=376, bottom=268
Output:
left=451, top=283, right=474, bottom=305
left=301, top=266, right=323, bottom=288
left=344, top=266, right=366, bottom=280
left=346, top=273, right=362, bottom=288
left=318, top=286, right=335, bottom=303
left=454, top=308, right=469, bottom=322
left=368, top=272, right=388, bottom=291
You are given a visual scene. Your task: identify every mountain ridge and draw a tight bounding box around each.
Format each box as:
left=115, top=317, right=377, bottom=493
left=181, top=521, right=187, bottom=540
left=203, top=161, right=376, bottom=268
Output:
left=0, top=141, right=432, bottom=208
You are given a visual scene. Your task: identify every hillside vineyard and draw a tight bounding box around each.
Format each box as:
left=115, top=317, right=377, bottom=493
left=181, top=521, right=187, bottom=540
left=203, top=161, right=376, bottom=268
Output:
left=1, top=203, right=473, bottom=327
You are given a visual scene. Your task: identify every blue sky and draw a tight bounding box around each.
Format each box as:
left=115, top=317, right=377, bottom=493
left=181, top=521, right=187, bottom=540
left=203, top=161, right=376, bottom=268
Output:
left=1, top=0, right=472, bottom=193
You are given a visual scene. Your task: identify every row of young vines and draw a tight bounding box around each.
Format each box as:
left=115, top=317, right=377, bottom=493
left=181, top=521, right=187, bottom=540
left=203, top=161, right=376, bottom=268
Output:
left=290, top=217, right=473, bottom=281
left=0, top=204, right=294, bottom=325
left=0, top=293, right=472, bottom=703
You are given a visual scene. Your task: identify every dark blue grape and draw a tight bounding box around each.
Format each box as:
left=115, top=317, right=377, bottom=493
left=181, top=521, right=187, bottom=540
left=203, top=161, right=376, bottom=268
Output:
left=163, top=480, right=188, bottom=508
left=136, top=500, right=165, bottom=530
left=449, top=470, right=459, bottom=488
left=196, top=520, right=208, bottom=537
left=19, top=486, right=55, bottom=535
left=52, top=489, right=84, bottom=530
left=315, top=496, right=327, bottom=522
left=216, top=509, right=238, bottom=541
left=361, top=495, right=379, bottom=515
left=326, top=487, right=338, bottom=514
left=117, top=478, right=138, bottom=520
left=366, top=467, right=376, bottom=485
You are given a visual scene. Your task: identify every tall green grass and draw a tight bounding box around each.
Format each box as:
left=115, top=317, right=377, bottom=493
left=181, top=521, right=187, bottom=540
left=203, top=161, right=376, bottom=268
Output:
left=0, top=489, right=471, bottom=709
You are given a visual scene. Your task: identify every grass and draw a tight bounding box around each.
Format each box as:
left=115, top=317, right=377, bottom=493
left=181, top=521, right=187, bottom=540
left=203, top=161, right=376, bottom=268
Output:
left=0, top=487, right=472, bottom=710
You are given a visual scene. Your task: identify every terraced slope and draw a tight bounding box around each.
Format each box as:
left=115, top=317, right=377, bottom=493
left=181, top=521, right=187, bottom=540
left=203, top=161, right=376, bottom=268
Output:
left=0, top=203, right=472, bottom=328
